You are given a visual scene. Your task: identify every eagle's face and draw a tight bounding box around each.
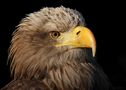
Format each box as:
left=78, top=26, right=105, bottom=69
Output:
left=9, top=7, right=96, bottom=80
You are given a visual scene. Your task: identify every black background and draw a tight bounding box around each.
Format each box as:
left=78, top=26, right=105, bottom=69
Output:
left=0, top=0, right=126, bottom=89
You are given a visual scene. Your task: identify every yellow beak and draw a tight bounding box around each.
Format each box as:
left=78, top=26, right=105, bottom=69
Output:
left=56, top=26, right=96, bottom=57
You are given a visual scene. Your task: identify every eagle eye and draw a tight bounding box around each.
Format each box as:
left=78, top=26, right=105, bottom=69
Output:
left=49, top=31, right=60, bottom=39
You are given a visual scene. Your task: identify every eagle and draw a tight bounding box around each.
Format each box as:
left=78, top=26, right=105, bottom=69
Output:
left=1, top=6, right=111, bottom=90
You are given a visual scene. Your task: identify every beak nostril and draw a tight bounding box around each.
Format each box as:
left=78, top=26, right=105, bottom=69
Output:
left=76, top=31, right=81, bottom=35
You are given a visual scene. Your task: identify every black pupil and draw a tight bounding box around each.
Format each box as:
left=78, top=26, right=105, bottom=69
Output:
left=54, top=32, right=58, bottom=36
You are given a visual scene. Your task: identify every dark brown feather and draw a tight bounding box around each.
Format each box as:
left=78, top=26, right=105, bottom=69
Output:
left=1, top=79, right=49, bottom=90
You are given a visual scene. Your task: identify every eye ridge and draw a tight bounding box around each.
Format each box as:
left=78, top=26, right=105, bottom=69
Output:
left=50, top=31, right=60, bottom=39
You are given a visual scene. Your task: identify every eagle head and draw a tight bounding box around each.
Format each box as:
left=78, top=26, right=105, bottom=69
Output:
left=8, top=6, right=109, bottom=90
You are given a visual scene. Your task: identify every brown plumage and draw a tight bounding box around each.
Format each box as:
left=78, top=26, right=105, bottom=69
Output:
left=1, top=6, right=111, bottom=90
